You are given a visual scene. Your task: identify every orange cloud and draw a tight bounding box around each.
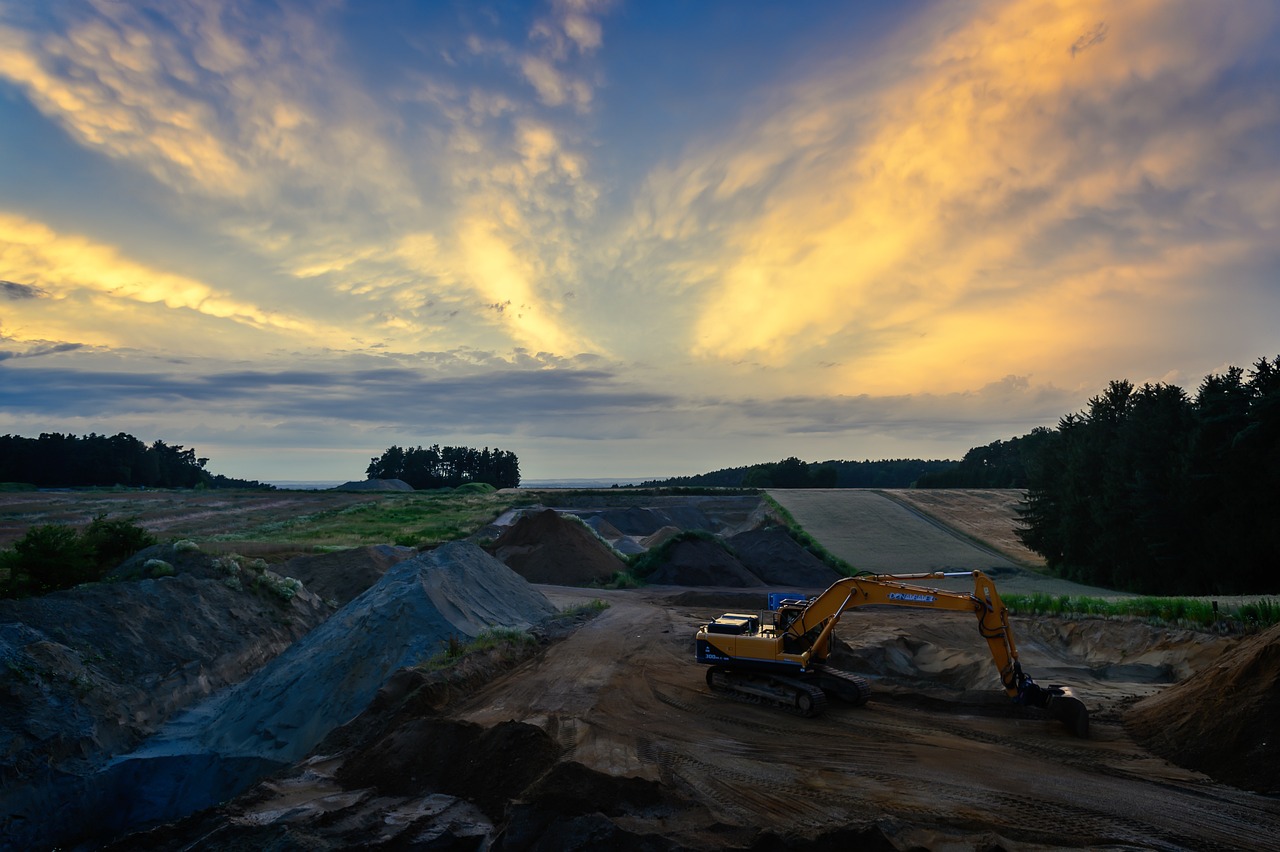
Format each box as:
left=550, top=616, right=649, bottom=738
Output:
left=0, top=212, right=325, bottom=349
left=633, top=0, right=1279, bottom=395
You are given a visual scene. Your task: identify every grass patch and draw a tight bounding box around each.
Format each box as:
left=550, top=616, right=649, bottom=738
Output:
left=419, top=627, right=537, bottom=671
left=760, top=495, right=857, bottom=576
left=556, top=598, right=610, bottom=618
left=598, top=570, right=644, bottom=589
left=1004, top=593, right=1280, bottom=631
left=213, top=491, right=540, bottom=548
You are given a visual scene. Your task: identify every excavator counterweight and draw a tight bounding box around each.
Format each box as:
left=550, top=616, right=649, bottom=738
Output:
left=695, top=570, right=1089, bottom=736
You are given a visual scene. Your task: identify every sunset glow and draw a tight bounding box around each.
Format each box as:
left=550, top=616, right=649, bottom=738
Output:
left=2, top=0, right=1277, bottom=480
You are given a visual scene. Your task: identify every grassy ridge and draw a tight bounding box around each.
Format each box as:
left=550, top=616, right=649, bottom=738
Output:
left=1005, top=593, right=1279, bottom=630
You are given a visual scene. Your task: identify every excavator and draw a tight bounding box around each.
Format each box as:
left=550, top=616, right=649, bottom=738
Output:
left=696, top=570, right=1090, bottom=736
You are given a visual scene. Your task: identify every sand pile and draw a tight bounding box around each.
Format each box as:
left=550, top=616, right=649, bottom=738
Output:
left=588, top=506, right=670, bottom=536
left=181, top=541, right=556, bottom=765
left=641, top=525, right=683, bottom=549
left=1126, top=623, right=1280, bottom=793
left=728, top=528, right=842, bottom=587
left=279, top=544, right=416, bottom=605
left=577, top=503, right=715, bottom=537
left=491, top=509, right=625, bottom=585
left=643, top=538, right=764, bottom=587
left=332, top=478, right=413, bottom=491
left=8, top=542, right=556, bottom=850
left=637, top=529, right=841, bottom=590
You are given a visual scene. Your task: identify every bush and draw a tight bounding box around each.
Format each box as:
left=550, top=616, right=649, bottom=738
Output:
left=0, top=517, right=159, bottom=598
left=1, top=524, right=96, bottom=595
left=82, top=515, right=157, bottom=569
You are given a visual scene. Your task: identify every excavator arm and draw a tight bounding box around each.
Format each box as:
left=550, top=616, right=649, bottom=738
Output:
left=698, top=570, right=1090, bottom=736
left=783, top=571, right=1022, bottom=697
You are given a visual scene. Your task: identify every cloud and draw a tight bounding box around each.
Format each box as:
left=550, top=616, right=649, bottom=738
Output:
left=1070, top=22, right=1108, bottom=57
left=0, top=212, right=339, bottom=351
left=0, top=341, right=83, bottom=361
left=0, top=280, right=46, bottom=300
left=627, top=0, right=1280, bottom=397
left=0, top=0, right=616, bottom=361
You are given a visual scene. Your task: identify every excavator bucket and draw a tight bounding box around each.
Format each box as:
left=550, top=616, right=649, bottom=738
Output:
left=1044, top=687, right=1090, bottom=738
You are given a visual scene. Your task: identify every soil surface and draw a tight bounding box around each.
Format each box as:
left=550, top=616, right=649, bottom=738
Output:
left=879, top=488, right=1048, bottom=568
left=0, top=489, right=381, bottom=548
left=3, top=488, right=1278, bottom=850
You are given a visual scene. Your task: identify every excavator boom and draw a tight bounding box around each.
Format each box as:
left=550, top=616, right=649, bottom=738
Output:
left=696, top=570, right=1089, bottom=736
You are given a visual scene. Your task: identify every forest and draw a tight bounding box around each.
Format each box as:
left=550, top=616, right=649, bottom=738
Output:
left=0, top=433, right=267, bottom=489
left=1015, top=356, right=1279, bottom=595
left=366, top=444, right=521, bottom=490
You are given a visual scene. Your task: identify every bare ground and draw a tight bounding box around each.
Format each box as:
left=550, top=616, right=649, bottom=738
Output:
left=0, top=489, right=378, bottom=549
left=5, top=488, right=1279, bottom=849
left=149, top=586, right=1279, bottom=850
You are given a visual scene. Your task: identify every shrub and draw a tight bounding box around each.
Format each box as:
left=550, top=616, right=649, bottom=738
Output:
left=256, top=570, right=303, bottom=601
left=82, top=515, right=157, bottom=571
left=143, top=558, right=175, bottom=577
left=0, top=517, right=165, bottom=598
left=2, top=524, right=96, bottom=595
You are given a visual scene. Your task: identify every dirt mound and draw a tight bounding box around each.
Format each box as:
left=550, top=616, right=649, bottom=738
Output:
left=585, top=515, right=625, bottom=539
left=1126, top=623, right=1280, bottom=793
left=332, top=478, right=413, bottom=491
left=3, top=543, right=558, bottom=851
left=492, top=509, right=625, bottom=585
left=500, top=761, right=696, bottom=850
left=728, top=528, right=842, bottom=588
left=640, top=525, right=682, bottom=549
left=339, top=718, right=560, bottom=818
left=591, top=506, right=669, bottom=536
left=0, top=542, right=329, bottom=784
left=643, top=538, right=764, bottom=587
left=279, top=544, right=416, bottom=605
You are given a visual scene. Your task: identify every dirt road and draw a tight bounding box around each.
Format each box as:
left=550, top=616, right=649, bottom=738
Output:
left=457, top=586, right=1280, bottom=849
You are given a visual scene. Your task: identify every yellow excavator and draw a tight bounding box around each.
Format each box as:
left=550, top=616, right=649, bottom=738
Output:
left=696, top=570, right=1090, bottom=736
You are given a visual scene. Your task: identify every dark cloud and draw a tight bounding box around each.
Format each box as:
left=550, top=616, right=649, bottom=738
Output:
left=0, top=360, right=1085, bottom=455
left=1070, top=23, right=1108, bottom=58
left=0, top=362, right=674, bottom=435
left=0, top=281, right=47, bottom=300
left=0, top=342, right=84, bottom=361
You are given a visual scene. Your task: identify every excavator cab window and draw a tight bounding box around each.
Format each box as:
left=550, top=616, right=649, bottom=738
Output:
left=776, top=605, right=803, bottom=633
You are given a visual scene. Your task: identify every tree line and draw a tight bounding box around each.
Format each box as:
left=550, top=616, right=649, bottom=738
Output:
left=366, top=444, right=520, bottom=489
left=0, top=433, right=269, bottom=489
left=915, top=432, right=1047, bottom=488
left=643, top=458, right=956, bottom=489
left=1007, top=357, right=1279, bottom=595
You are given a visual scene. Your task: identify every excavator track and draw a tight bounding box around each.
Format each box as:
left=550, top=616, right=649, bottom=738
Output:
left=813, top=664, right=872, bottom=706
left=705, top=666, right=828, bottom=717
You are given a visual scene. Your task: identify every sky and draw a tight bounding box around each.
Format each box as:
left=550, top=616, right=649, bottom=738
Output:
left=1, top=0, right=1278, bottom=483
